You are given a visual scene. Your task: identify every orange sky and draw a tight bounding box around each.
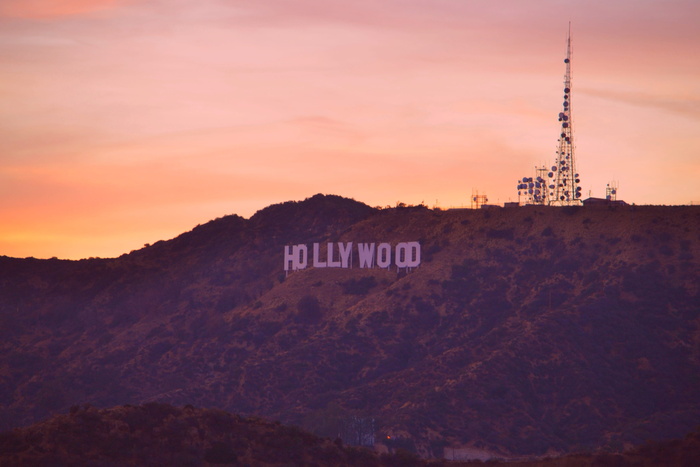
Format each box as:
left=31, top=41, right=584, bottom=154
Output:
left=1, top=0, right=699, bottom=259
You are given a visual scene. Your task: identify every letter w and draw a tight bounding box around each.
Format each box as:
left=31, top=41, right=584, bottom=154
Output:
left=357, top=243, right=375, bottom=268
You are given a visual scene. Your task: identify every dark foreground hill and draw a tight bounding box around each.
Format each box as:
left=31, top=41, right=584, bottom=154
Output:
left=0, top=403, right=407, bottom=466
left=1, top=403, right=699, bottom=466
left=1, top=194, right=699, bottom=458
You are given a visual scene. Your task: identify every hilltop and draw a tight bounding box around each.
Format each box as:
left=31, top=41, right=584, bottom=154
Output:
left=1, top=194, right=698, bottom=458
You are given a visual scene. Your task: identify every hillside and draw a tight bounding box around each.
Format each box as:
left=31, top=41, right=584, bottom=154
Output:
left=2, top=403, right=699, bottom=466
left=0, top=403, right=409, bottom=466
left=1, top=194, right=699, bottom=458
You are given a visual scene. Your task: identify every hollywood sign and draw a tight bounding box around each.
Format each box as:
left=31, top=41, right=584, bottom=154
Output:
left=284, top=242, right=421, bottom=272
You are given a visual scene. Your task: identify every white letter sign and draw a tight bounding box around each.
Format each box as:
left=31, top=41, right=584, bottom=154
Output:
left=358, top=243, right=375, bottom=268
left=376, top=243, right=392, bottom=269
left=284, top=241, right=420, bottom=273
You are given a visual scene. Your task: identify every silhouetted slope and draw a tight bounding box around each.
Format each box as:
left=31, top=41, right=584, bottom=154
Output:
left=0, top=196, right=698, bottom=458
left=1, top=406, right=698, bottom=467
left=0, top=403, right=415, bottom=466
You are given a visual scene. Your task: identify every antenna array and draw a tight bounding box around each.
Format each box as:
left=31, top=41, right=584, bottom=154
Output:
left=517, top=24, right=583, bottom=206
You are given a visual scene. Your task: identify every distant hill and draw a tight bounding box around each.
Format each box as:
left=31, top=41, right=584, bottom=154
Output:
left=1, top=194, right=699, bottom=458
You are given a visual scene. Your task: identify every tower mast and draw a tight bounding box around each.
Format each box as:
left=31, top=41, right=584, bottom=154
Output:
left=548, top=23, right=582, bottom=205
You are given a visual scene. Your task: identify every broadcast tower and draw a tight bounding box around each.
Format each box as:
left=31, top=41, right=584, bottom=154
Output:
left=548, top=23, right=582, bottom=205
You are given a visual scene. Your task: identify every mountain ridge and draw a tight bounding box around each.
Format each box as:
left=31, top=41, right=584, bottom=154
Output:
left=1, top=194, right=698, bottom=458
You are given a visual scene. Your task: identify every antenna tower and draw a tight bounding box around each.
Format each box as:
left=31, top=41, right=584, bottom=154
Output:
left=471, top=189, right=488, bottom=209
left=517, top=166, right=549, bottom=205
left=547, top=23, right=582, bottom=205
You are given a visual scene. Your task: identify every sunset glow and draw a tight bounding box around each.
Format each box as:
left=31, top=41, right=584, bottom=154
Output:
left=2, top=0, right=699, bottom=259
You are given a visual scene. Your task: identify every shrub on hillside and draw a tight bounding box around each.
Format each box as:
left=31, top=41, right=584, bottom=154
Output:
left=204, top=441, right=238, bottom=463
left=296, top=295, right=322, bottom=324
left=341, top=276, right=377, bottom=295
left=486, top=228, right=515, bottom=240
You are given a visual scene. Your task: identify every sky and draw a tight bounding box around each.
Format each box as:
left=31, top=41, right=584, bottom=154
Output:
left=1, top=0, right=699, bottom=259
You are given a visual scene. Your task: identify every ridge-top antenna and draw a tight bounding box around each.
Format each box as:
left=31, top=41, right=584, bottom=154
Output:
left=515, top=24, right=584, bottom=206
left=547, top=22, right=582, bottom=205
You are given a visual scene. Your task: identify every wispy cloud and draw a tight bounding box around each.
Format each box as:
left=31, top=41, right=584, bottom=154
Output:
left=579, top=88, right=700, bottom=120
left=0, top=0, right=132, bottom=19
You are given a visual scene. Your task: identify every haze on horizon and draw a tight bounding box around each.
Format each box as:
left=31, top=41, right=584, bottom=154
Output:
left=1, top=0, right=699, bottom=260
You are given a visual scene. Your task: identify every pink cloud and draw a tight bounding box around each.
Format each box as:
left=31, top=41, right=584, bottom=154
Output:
left=579, top=88, right=700, bottom=121
left=0, top=0, right=131, bottom=19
